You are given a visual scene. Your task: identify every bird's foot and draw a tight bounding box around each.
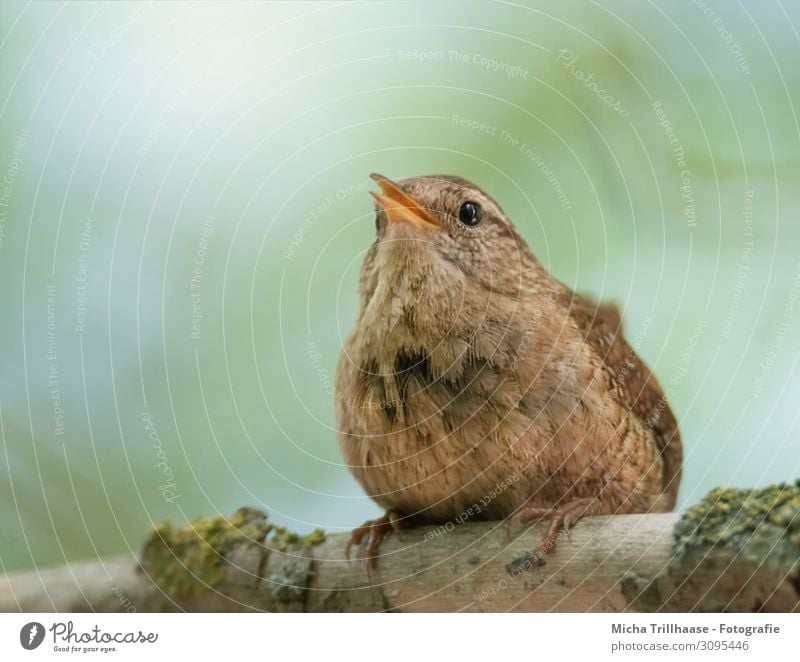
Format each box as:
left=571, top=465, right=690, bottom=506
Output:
left=505, top=505, right=559, bottom=540
left=346, top=510, right=408, bottom=578
left=506, top=497, right=597, bottom=574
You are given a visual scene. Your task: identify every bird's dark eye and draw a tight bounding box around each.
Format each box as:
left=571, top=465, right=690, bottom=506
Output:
left=458, top=201, right=483, bottom=226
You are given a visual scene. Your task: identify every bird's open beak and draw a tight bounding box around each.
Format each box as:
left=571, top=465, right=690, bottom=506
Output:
left=369, top=173, right=443, bottom=231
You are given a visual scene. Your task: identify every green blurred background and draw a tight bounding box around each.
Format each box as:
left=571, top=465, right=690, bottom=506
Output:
left=1, top=1, right=799, bottom=573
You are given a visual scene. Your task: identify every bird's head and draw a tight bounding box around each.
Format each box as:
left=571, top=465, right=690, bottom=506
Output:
left=353, top=173, right=552, bottom=364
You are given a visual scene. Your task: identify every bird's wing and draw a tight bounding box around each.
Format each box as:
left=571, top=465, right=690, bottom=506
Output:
left=564, top=291, right=682, bottom=507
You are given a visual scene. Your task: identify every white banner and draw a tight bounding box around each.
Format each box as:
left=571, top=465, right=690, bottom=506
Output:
left=0, top=613, right=797, bottom=661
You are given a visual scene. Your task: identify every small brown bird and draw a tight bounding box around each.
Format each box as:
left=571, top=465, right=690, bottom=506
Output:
left=335, top=173, right=681, bottom=572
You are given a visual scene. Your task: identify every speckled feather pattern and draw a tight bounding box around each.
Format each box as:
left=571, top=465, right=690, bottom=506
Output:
left=336, top=175, right=681, bottom=525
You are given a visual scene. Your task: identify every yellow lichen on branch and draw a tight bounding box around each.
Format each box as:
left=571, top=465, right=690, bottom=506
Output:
left=139, top=507, right=325, bottom=601
left=1, top=487, right=798, bottom=613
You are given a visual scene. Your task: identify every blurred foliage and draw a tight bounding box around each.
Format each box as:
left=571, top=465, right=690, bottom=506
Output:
left=1, top=1, right=799, bottom=572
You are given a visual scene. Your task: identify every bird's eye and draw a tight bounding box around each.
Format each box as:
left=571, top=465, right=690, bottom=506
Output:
left=458, top=201, right=483, bottom=226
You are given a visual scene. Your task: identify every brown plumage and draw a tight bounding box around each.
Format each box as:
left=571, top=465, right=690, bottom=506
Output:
left=335, top=173, right=681, bottom=572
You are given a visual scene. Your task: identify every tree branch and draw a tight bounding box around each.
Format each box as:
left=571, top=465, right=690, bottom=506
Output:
left=2, top=486, right=799, bottom=612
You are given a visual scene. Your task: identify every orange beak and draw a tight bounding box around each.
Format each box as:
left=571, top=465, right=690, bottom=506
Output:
left=370, top=173, right=442, bottom=231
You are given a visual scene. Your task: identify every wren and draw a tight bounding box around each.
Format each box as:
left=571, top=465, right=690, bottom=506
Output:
left=335, top=174, right=682, bottom=573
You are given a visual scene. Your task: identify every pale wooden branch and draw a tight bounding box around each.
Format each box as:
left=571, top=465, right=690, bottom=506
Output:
left=2, top=486, right=799, bottom=612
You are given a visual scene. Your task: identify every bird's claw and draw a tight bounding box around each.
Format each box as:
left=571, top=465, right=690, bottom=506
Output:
left=345, top=510, right=407, bottom=579
left=505, top=506, right=557, bottom=540
left=507, top=497, right=597, bottom=572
